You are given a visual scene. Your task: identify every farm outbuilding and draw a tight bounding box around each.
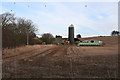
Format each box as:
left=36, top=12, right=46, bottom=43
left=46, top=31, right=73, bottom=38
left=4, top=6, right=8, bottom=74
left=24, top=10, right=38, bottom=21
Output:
left=33, top=37, right=42, bottom=45
left=82, top=39, right=102, bottom=44
left=77, top=39, right=102, bottom=46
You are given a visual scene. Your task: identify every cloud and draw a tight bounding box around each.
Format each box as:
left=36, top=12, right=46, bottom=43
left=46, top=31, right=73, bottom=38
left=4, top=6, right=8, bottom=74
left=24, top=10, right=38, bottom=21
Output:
left=27, top=2, right=118, bottom=37
left=2, top=2, right=118, bottom=37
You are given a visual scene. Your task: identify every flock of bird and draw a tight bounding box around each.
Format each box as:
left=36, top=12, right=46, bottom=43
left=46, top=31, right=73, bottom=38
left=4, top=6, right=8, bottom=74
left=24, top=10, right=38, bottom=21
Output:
left=10, top=2, right=87, bottom=12
left=11, top=2, right=47, bottom=12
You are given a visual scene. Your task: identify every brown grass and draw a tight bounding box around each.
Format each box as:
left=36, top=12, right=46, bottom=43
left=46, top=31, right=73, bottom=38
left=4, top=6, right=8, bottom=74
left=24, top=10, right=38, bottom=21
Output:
left=2, top=36, right=119, bottom=78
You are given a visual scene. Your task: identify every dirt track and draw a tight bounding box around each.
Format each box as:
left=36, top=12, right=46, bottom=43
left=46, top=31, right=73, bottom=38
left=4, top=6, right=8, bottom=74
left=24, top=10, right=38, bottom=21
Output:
left=3, top=45, right=118, bottom=78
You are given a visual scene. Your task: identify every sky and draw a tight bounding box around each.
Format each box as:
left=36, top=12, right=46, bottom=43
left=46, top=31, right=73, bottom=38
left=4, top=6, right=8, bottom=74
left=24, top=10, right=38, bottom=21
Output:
left=0, top=1, right=118, bottom=38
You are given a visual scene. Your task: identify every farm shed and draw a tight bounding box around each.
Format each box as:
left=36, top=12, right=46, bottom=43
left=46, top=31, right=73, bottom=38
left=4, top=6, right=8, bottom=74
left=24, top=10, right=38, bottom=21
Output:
left=77, top=39, right=102, bottom=46
left=33, top=37, right=42, bottom=45
left=82, top=39, right=102, bottom=43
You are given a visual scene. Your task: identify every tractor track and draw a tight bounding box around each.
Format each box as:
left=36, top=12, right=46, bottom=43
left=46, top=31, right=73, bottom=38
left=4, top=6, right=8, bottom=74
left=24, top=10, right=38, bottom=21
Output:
left=70, top=46, right=76, bottom=54
left=17, top=46, right=69, bottom=67
left=3, top=48, right=40, bottom=59
left=45, top=45, right=69, bottom=57
left=3, top=46, right=57, bottom=62
left=28, top=48, right=52, bottom=59
left=26, top=46, right=60, bottom=60
left=45, top=46, right=63, bottom=57
left=29, top=46, right=69, bottom=64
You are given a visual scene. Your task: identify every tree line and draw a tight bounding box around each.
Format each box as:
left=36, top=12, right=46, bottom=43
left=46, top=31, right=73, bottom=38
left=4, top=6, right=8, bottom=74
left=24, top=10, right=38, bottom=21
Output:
left=1, top=12, right=119, bottom=48
left=111, top=30, right=120, bottom=36
left=1, top=12, right=37, bottom=48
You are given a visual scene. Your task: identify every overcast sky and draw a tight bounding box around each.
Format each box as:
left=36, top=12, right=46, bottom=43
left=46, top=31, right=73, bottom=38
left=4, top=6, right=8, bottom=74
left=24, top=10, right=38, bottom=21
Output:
left=1, top=1, right=118, bottom=38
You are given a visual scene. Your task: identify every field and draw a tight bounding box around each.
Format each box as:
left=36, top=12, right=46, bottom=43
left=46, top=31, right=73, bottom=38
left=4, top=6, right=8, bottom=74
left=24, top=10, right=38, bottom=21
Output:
left=2, top=36, right=119, bottom=78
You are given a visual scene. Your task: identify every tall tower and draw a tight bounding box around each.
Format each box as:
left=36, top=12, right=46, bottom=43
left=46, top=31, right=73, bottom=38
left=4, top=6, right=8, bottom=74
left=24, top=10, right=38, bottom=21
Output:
left=68, top=24, right=74, bottom=44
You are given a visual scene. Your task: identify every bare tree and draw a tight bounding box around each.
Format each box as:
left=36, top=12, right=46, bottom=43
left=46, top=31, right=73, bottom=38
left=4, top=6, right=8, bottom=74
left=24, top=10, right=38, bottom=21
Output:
left=2, top=12, right=16, bottom=27
left=1, top=12, right=37, bottom=48
left=17, top=18, right=37, bottom=45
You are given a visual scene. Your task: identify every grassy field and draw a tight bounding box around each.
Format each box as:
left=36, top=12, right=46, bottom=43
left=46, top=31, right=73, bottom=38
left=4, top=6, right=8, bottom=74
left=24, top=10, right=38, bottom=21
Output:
left=2, top=36, right=119, bottom=78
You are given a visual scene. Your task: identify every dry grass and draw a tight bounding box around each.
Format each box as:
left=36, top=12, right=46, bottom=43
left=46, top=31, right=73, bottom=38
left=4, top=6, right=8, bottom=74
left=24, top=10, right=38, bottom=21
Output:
left=2, top=36, right=119, bottom=78
left=3, top=45, right=56, bottom=58
left=2, top=45, right=118, bottom=78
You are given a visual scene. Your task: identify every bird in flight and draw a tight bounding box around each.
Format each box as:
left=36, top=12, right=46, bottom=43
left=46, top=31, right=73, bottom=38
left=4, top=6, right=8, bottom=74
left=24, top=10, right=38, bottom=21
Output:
left=85, top=5, right=87, bottom=7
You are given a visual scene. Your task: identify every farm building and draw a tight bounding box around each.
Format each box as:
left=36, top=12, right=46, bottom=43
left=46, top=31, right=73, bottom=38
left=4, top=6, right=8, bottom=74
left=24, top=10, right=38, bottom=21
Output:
left=33, top=37, right=42, bottom=45
left=77, top=39, right=102, bottom=46
left=82, top=39, right=102, bottom=43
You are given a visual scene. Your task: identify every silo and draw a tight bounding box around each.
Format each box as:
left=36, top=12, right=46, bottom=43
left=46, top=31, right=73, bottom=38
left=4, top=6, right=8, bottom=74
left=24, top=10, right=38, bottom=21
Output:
left=68, top=24, right=74, bottom=44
